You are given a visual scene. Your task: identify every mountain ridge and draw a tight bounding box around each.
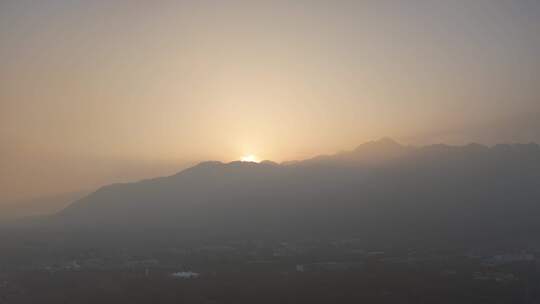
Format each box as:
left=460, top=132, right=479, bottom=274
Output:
left=52, top=138, right=540, bottom=246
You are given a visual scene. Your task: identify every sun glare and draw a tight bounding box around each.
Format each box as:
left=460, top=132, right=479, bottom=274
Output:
left=240, top=154, right=259, bottom=163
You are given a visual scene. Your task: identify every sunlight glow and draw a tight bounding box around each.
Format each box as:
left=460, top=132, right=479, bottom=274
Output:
left=240, top=154, right=259, bottom=163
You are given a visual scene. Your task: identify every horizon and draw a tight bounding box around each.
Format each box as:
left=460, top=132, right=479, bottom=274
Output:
left=2, top=137, right=539, bottom=217
left=3, top=137, right=540, bottom=206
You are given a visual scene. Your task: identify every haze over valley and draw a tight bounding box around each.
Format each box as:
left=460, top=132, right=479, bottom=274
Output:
left=2, top=1, right=540, bottom=303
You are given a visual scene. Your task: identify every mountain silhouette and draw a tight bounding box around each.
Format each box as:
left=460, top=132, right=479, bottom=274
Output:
left=54, top=139, right=540, bottom=246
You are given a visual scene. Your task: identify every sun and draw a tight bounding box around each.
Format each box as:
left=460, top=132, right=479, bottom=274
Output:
left=240, top=154, right=259, bottom=163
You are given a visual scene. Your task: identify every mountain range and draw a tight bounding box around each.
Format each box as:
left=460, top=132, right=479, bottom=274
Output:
left=51, top=138, right=540, bottom=247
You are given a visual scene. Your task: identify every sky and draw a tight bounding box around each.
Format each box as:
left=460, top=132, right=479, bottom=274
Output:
left=1, top=0, right=540, bottom=203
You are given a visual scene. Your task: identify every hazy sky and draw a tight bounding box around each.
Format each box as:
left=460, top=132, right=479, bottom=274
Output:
left=1, top=0, right=540, bottom=202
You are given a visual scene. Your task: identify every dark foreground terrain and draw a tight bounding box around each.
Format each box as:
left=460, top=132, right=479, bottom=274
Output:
left=1, top=263, right=538, bottom=304
left=1, top=235, right=540, bottom=304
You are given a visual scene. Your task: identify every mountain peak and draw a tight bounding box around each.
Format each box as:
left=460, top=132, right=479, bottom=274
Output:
left=175, top=161, right=224, bottom=176
left=354, top=138, right=402, bottom=151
